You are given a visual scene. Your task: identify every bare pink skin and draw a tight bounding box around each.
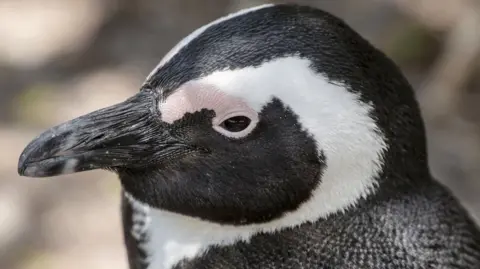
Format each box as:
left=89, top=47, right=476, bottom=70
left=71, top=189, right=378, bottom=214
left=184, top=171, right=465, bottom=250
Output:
left=159, top=82, right=259, bottom=138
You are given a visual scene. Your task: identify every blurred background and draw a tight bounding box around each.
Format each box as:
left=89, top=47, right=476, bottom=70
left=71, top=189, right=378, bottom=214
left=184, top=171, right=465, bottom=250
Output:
left=1, top=0, right=480, bottom=268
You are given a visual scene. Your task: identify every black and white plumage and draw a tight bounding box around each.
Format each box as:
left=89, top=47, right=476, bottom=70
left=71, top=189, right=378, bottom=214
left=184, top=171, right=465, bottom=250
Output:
left=18, top=3, right=480, bottom=269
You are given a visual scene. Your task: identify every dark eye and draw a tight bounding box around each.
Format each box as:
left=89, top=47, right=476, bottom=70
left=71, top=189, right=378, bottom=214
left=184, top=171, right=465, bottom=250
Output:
left=219, top=116, right=251, bottom=132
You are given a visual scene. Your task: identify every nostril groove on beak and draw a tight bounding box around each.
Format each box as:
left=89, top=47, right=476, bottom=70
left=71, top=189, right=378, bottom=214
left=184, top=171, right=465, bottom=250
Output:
left=92, top=133, right=106, bottom=141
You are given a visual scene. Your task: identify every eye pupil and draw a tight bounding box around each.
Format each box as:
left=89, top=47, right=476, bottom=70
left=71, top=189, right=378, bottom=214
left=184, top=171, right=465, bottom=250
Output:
left=220, top=116, right=251, bottom=132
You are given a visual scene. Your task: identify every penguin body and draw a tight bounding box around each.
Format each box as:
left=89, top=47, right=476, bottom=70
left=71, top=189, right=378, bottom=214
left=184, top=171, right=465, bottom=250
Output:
left=18, top=4, right=480, bottom=269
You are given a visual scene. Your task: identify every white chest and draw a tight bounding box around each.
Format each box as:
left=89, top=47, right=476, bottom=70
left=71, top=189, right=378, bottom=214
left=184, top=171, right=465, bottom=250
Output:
left=145, top=209, right=215, bottom=269
left=125, top=194, right=252, bottom=269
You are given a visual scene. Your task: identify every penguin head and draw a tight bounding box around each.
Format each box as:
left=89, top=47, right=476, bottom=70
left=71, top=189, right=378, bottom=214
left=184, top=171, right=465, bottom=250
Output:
left=18, top=4, right=428, bottom=227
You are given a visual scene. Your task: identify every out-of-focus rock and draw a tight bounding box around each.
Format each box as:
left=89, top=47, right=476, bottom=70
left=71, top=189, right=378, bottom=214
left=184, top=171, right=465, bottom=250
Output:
left=33, top=177, right=127, bottom=269
left=135, top=0, right=230, bottom=30
left=60, top=67, right=143, bottom=119
left=21, top=246, right=128, bottom=269
left=427, top=115, right=480, bottom=222
left=0, top=0, right=115, bottom=68
left=40, top=178, right=122, bottom=249
left=15, top=67, right=143, bottom=126
left=390, top=0, right=472, bottom=31
left=0, top=184, right=28, bottom=257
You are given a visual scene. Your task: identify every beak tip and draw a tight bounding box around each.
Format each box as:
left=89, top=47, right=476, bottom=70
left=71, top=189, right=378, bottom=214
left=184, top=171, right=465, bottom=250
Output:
left=17, top=141, right=53, bottom=178
left=17, top=150, right=31, bottom=176
left=17, top=154, right=38, bottom=177
left=17, top=164, right=26, bottom=177
left=17, top=164, right=36, bottom=177
left=17, top=129, right=64, bottom=178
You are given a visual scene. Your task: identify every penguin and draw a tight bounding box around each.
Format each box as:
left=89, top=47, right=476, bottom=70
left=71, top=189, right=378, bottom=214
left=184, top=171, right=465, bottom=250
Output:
left=17, top=3, right=480, bottom=269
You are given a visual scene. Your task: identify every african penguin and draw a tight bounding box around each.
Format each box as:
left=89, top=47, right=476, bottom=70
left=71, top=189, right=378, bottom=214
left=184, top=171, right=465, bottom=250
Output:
left=18, top=3, right=480, bottom=269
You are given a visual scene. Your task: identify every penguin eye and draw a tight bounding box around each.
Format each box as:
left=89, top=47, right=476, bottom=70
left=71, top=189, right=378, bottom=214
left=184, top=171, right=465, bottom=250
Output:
left=219, top=116, right=251, bottom=132
left=212, top=108, right=258, bottom=139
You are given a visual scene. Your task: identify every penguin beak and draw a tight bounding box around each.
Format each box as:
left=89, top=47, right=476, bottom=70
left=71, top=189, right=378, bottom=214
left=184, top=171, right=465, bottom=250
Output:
left=18, top=90, right=185, bottom=178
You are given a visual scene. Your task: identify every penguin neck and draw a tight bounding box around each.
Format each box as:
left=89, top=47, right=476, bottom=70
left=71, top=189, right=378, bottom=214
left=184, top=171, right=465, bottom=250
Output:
left=378, top=138, right=432, bottom=190
left=123, top=173, right=405, bottom=269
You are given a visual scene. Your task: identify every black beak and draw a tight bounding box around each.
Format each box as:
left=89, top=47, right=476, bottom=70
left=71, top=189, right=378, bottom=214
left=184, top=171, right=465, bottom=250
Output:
left=18, top=90, right=185, bottom=177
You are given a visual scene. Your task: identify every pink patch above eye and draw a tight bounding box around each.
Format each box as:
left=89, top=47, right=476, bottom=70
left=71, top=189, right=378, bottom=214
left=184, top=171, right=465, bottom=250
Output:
left=159, top=82, right=259, bottom=138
